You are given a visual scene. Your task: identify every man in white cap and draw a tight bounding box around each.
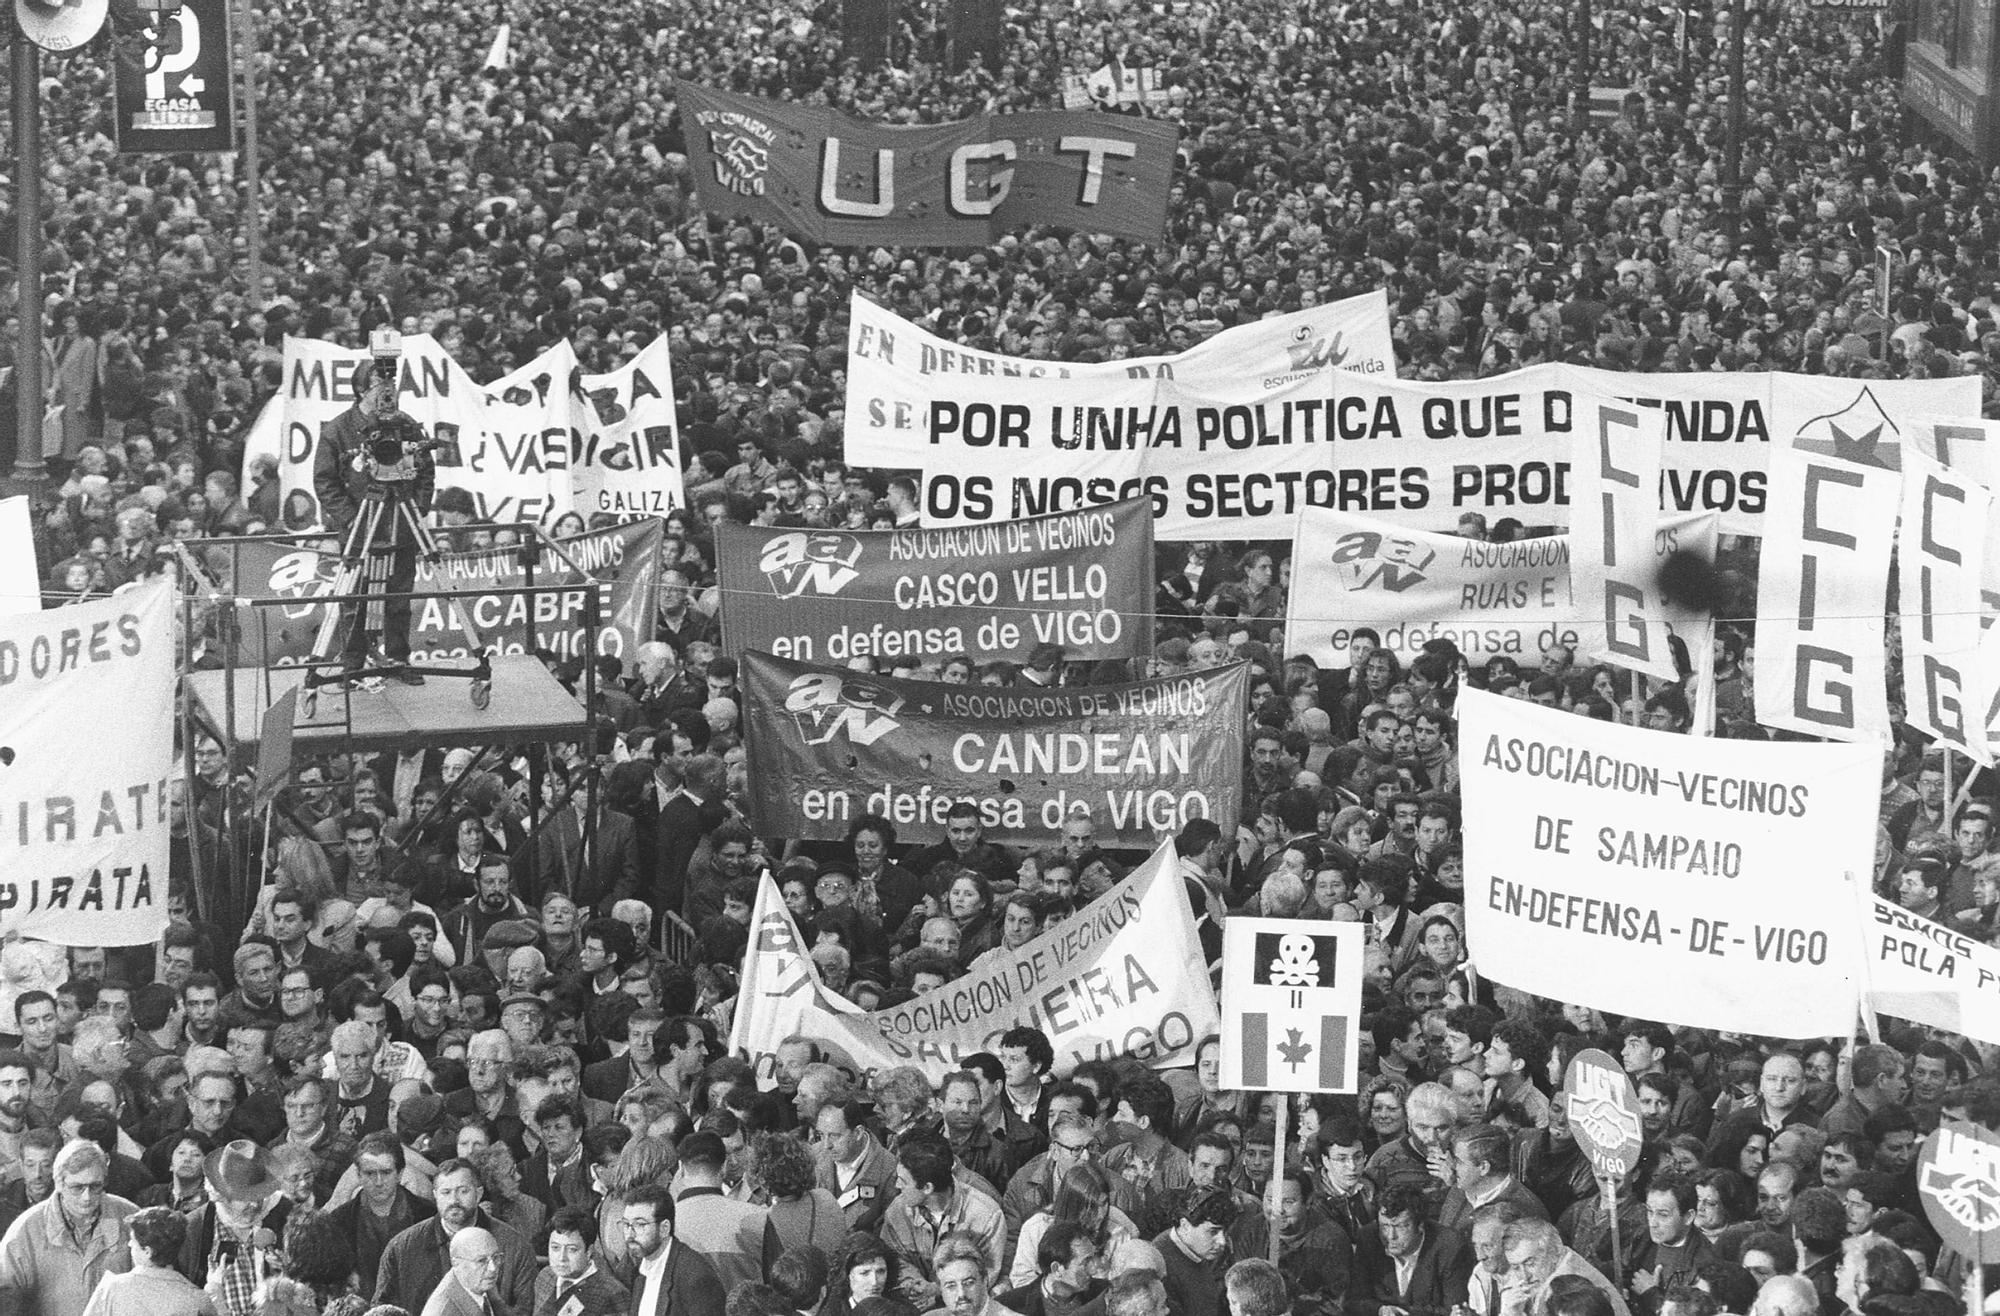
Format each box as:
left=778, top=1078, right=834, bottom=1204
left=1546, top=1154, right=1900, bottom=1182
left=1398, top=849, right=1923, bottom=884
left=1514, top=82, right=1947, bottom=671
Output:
left=422, top=1225, right=503, bottom=1316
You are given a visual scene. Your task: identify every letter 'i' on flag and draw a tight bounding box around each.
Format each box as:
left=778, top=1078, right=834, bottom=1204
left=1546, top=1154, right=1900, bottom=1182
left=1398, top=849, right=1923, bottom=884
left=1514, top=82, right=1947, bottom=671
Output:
left=1240, top=1014, right=1348, bottom=1089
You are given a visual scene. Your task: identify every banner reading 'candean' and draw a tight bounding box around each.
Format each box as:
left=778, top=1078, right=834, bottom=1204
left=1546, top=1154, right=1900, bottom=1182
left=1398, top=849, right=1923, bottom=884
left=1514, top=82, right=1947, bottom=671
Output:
left=714, top=499, right=1154, bottom=667
left=730, top=839, right=1218, bottom=1084
left=1459, top=689, right=1872, bottom=1037
left=675, top=81, right=1179, bottom=246
left=741, top=651, right=1246, bottom=846
left=0, top=580, right=175, bottom=946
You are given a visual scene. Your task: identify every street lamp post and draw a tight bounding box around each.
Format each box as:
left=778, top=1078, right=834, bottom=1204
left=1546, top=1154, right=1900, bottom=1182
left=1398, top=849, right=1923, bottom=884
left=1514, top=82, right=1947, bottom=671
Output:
left=1721, top=0, right=1747, bottom=253
left=11, top=35, right=44, bottom=485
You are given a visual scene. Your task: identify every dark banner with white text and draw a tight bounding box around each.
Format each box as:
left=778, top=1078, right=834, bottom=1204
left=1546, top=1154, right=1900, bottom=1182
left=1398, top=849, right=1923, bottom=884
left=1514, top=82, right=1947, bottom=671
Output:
left=714, top=499, right=1154, bottom=667
left=674, top=81, right=1179, bottom=246
left=741, top=651, right=1246, bottom=846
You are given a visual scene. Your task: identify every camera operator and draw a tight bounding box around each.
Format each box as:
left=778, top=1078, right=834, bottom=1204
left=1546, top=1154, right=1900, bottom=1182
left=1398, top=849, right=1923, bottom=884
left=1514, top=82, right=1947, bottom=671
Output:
left=312, top=353, right=436, bottom=686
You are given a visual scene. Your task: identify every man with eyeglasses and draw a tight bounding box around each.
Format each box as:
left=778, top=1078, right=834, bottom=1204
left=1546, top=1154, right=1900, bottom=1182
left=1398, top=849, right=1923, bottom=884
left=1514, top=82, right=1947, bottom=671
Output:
left=420, top=1226, right=505, bottom=1316
left=377, top=1159, right=536, bottom=1313
left=1003, top=1109, right=1141, bottom=1243
left=279, top=1075, right=354, bottom=1200
left=405, top=966, right=454, bottom=1059
left=0, top=1138, right=139, bottom=1316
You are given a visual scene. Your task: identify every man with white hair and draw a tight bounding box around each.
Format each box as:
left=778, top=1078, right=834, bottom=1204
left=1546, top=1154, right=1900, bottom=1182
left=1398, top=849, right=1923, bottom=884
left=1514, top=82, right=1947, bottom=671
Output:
left=378, top=1160, right=536, bottom=1312
left=505, top=946, right=546, bottom=995
left=1501, top=1217, right=1629, bottom=1316
left=422, top=1225, right=505, bottom=1316
left=0, top=1139, right=140, bottom=1316
left=1751, top=1274, right=1820, bottom=1316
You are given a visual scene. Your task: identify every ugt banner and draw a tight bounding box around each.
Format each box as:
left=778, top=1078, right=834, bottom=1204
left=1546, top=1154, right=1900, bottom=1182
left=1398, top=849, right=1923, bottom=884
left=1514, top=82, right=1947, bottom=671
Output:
left=843, top=290, right=1397, bottom=468
left=230, top=520, right=663, bottom=667
left=730, top=839, right=1219, bottom=1084
left=674, top=81, right=1180, bottom=246
left=0, top=580, right=175, bottom=946
left=1284, top=508, right=1577, bottom=670
left=713, top=499, right=1155, bottom=667
left=113, top=0, right=236, bottom=154
left=741, top=651, right=1246, bottom=846
left=1458, top=689, right=1873, bottom=1038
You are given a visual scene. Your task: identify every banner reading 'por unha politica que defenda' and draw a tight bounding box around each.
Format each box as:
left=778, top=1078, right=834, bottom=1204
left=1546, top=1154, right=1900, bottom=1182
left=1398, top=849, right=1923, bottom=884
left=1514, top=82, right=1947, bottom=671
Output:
left=740, top=650, right=1246, bottom=846
left=839, top=320, right=1975, bottom=538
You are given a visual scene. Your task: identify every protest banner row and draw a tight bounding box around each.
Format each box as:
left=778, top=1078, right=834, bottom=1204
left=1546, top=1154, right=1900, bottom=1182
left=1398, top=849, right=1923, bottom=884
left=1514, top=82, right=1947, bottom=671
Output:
left=674, top=82, right=1181, bottom=247
left=1459, top=690, right=2000, bottom=1043
left=713, top=499, right=1156, bottom=667
left=843, top=288, right=1398, bottom=473
left=730, top=838, right=1219, bottom=1085
left=0, top=580, right=175, bottom=947
left=842, top=297, right=1977, bottom=539
left=740, top=650, right=1246, bottom=847
left=228, top=520, right=664, bottom=668
left=243, top=333, right=684, bottom=532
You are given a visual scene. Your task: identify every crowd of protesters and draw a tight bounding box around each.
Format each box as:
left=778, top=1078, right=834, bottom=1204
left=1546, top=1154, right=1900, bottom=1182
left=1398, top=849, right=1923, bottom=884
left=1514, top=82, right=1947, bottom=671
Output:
left=5, top=0, right=2000, bottom=1313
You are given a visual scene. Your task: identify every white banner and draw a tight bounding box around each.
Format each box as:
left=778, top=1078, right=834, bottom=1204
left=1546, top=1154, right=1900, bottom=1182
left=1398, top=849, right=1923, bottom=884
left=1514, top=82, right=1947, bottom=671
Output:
left=1284, top=509, right=1577, bottom=670
left=1754, top=437, right=1899, bottom=743
left=1568, top=401, right=1676, bottom=681
left=256, top=334, right=684, bottom=530
left=578, top=334, right=685, bottom=520
left=1856, top=890, right=2000, bottom=1045
left=1909, top=418, right=2000, bottom=757
left=851, top=356, right=1972, bottom=539
left=843, top=289, right=1397, bottom=469
left=1459, top=689, right=1872, bottom=1037
left=1899, top=448, right=1993, bottom=764
left=730, top=840, right=1218, bottom=1085
left=0, top=580, right=175, bottom=946
left=0, top=496, right=37, bottom=616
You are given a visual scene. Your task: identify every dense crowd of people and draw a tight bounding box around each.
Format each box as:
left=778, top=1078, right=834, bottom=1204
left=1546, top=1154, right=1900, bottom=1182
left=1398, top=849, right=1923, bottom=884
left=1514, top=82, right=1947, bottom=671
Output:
left=2, top=0, right=1999, bottom=1314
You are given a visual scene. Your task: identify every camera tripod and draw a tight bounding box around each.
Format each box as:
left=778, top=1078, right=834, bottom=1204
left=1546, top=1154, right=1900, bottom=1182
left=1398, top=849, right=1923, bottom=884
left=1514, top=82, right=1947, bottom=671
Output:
left=298, top=479, right=492, bottom=718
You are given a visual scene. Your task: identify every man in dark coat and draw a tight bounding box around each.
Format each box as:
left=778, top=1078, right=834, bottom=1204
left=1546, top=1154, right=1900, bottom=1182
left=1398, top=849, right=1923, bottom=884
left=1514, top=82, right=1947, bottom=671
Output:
left=311, top=353, right=436, bottom=682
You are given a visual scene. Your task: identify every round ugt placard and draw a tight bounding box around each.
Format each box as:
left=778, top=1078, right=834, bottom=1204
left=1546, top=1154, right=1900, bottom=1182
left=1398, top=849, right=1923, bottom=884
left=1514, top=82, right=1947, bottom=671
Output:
left=1563, top=1048, right=1644, bottom=1180
left=1919, top=1120, right=2000, bottom=1259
